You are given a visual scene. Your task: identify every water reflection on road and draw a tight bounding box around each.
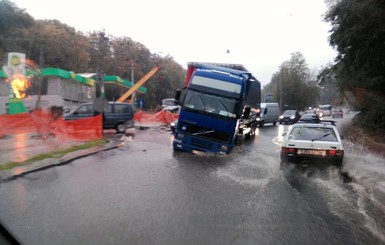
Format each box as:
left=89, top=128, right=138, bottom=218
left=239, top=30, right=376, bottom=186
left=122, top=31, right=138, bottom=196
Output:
left=0, top=117, right=384, bottom=244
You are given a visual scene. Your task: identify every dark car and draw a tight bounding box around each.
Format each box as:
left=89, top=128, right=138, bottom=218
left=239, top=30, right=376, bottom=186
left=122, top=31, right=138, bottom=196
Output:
left=298, top=113, right=321, bottom=123
left=64, top=102, right=135, bottom=133
left=279, top=110, right=301, bottom=124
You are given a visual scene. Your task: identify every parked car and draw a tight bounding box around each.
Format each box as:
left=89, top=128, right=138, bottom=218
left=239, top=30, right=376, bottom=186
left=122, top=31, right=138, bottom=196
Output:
left=64, top=102, right=135, bottom=133
left=281, top=121, right=344, bottom=166
left=332, top=108, right=343, bottom=118
left=304, top=109, right=316, bottom=114
left=279, top=110, right=301, bottom=124
left=161, top=98, right=180, bottom=113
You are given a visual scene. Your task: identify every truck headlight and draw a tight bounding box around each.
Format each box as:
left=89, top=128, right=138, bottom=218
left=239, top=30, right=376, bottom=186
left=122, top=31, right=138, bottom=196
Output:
left=220, top=145, right=228, bottom=151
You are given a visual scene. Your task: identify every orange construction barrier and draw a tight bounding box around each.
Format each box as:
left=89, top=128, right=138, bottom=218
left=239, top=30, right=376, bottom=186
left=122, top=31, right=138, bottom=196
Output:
left=134, top=110, right=178, bottom=127
left=0, top=110, right=102, bottom=141
left=0, top=108, right=178, bottom=140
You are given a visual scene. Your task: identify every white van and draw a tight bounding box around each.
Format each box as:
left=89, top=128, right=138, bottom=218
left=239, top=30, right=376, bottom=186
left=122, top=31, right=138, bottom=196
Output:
left=259, top=103, right=280, bottom=127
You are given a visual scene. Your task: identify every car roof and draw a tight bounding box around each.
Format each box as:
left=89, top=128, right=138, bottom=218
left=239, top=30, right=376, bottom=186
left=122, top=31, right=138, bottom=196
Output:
left=291, top=122, right=337, bottom=128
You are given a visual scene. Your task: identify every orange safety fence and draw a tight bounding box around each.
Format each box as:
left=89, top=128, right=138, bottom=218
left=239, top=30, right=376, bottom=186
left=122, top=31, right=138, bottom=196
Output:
left=0, top=109, right=178, bottom=139
left=0, top=110, right=102, bottom=141
left=134, top=110, right=179, bottom=127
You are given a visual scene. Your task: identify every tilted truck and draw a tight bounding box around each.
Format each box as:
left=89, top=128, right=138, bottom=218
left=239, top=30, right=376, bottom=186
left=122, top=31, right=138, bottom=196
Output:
left=173, top=62, right=261, bottom=154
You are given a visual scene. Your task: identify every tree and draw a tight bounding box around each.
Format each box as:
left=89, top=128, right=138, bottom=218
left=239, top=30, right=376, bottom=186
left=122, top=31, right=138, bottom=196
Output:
left=325, top=0, right=385, bottom=127
left=0, top=0, right=34, bottom=59
left=87, top=30, right=112, bottom=72
left=0, top=0, right=186, bottom=110
left=17, top=20, right=91, bottom=71
left=263, top=52, right=319, bottom=110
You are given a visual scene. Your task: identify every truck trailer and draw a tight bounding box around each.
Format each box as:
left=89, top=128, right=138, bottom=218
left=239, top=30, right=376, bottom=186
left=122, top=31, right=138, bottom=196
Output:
left=173, top=62, right=261, bottom=154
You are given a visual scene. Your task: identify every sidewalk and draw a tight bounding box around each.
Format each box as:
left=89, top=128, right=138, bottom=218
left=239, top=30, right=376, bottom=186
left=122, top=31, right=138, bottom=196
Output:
left=0, top=132, right=124, bottom=182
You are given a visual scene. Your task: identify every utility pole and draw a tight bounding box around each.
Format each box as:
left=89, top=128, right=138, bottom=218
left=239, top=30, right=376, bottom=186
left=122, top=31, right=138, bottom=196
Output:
left=280, top=67, right=283, bottom=111
left=131, top=61, right=135, bottom=106
left=35, top=48, right=44, bottom=109
left=94, top=69, right=106, bottom=114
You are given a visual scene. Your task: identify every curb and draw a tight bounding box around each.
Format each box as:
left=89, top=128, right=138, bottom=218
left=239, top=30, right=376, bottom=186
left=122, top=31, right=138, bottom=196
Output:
left=0, top=143, right=122, bottom=183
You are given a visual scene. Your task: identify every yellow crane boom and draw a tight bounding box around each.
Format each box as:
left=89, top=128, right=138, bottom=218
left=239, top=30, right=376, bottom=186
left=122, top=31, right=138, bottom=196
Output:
left=117, top=66, right=160, bottom=102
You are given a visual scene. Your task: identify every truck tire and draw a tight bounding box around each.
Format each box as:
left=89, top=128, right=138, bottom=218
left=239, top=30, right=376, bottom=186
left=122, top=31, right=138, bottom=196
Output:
left=247, top=126, right=256, bottom=138
left=233, top=135, right=239, bottom=145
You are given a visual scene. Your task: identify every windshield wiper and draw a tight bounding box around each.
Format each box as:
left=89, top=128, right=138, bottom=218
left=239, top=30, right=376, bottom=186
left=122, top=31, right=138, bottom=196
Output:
left=311, top=132, right=332, bottom=142
left=196, top=93, right=206, bottom=109
left=217, top=99, right=230, bottom=113
left=192, top=130, right=215, bottom=136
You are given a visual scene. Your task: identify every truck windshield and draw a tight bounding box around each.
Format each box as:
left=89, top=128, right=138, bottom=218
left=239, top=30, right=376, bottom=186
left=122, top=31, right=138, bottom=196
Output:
left=183, top=90, right=237, bottom=118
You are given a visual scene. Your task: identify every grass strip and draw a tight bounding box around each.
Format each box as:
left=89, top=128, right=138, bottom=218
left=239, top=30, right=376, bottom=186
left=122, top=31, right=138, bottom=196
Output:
left=0, top=139, right=108, bottom=171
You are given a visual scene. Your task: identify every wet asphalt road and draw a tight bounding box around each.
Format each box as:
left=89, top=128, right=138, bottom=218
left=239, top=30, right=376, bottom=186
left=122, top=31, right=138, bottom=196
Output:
left=0, top=118, right=384, bottom=245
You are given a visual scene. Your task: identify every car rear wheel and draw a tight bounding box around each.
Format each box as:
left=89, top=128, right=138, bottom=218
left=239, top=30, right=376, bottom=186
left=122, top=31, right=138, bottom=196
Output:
left=116, top=123, right=126, bottom=133
left=333, top=160, right=343, bottom=167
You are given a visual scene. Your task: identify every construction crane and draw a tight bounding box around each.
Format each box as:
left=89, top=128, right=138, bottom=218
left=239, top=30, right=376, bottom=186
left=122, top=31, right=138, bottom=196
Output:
left=117, top=66, right=160, bottom=103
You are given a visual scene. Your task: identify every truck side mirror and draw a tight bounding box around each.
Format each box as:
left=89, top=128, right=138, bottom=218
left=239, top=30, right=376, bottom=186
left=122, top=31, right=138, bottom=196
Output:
left=174, top=89, right=181, bottom=104
left=243, top=106, right=251, bottom=119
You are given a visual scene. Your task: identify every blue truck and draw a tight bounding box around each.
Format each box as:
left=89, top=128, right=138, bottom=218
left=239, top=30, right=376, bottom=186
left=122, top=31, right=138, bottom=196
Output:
left=173, top=62, right=261, bottom=154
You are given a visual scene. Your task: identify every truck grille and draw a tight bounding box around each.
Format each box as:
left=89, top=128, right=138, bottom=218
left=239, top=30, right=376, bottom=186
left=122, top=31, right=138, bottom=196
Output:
left=181, top=122, right=230, bottom=143
left=191, top=138, right=213, bottom=149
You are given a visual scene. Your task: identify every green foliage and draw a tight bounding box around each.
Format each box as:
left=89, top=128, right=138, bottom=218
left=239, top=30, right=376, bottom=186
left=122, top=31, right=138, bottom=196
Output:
left=0, top=0, right=186, bottom=109
left=0, top=0, right=34, bottom=33
left=262, top=52, right=320, bottom=110
left=325, top=0, right=385, bottom=125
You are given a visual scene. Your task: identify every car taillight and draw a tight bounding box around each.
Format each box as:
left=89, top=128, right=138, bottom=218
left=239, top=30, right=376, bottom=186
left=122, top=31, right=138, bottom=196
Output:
left=282, top=147, right=297, bottom=153
left=328, top=149, right=344, bottom=156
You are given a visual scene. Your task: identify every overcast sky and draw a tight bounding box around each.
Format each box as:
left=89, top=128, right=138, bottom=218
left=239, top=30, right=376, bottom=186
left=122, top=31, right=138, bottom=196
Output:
left=11, top=0, right=337, bottom=86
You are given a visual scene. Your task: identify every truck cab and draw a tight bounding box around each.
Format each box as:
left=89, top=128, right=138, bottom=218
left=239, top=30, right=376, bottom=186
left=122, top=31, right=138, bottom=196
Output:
left=173, top=63, right=261, bottom=154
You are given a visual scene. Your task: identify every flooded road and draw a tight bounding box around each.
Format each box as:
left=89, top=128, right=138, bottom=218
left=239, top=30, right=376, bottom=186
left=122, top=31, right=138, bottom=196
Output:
left=0, top=115, right=384, bottom=244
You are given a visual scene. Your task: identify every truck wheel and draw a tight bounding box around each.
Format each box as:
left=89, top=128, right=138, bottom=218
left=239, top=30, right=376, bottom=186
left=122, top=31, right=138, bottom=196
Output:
left=251, top=126, right=256, bottom=136
left=273, top=121, right=277, bottom=126
left=259, top=121, right=264, bottom=127
left=233, top=135, right=239, bottom=145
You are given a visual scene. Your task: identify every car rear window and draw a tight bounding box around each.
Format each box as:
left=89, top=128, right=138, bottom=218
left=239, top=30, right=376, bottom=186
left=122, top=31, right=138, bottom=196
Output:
left=114, top=104, right=132, bottom=113
left=283, top=110, right=295, bottom=115
left=290, top=127, right=338, bottom=142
